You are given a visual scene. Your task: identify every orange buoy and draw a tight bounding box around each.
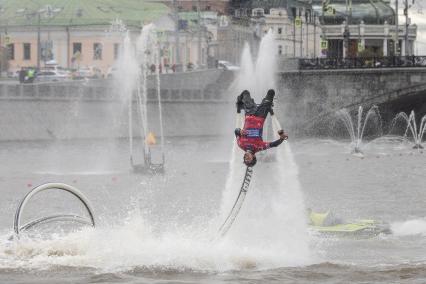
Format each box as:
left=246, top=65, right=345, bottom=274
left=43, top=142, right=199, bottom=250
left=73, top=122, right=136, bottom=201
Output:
left=146, top=132, right=156, bottom=145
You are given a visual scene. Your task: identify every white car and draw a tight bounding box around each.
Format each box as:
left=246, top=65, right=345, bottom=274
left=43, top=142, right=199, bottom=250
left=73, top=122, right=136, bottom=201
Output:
left=35, top=70, right=69, bottom=82
left=218, top=60, right=240, bottom=71
left=106, top=66, right=118, bottom=78
left=73, top=66, right=102, bottom=79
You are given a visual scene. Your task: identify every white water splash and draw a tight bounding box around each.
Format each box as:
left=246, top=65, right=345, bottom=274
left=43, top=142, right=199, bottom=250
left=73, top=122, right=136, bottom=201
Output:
left=0, top=210, right=307, bottom=271
left=391, top=219, right=426, bottom=236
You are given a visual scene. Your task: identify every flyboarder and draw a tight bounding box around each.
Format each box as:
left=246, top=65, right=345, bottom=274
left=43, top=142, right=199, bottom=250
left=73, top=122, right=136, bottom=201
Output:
left=235, top=89, right=288, bottom=167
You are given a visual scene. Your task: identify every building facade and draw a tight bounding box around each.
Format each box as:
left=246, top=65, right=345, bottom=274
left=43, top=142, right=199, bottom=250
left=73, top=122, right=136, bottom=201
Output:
left=223, top=0, right=320, bottom=63
left=0, top=0, right=171, bottom=74
left=3, top=26, right=126, bottom=74
left=148, top=0, right=230, bottom=14
left=312, top=0, right=417, bottom=57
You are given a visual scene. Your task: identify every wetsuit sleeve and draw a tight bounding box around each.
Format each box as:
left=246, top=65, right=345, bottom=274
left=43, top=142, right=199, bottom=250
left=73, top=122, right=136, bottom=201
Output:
left=257, top=138, right=284, bottom=152
left=269, top=138, right=284, bottom=148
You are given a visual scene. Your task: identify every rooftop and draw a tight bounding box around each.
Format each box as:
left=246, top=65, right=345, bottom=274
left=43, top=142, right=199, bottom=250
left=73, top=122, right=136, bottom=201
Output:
left=0, top=0, right=170, bottom=28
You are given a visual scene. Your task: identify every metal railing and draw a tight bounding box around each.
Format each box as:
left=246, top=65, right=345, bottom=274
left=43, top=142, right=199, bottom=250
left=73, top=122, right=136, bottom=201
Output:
left=299, top=56, right=426, bottom=70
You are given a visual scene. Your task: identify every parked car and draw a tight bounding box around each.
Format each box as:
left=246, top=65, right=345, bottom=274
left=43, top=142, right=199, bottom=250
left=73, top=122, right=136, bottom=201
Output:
left=43, top=63, right=72, bottom=78
left=218, top=60, right=240, bottom=71
left=7, top=70, right=20, bottom=79
left=73, top=66, right=102, bottom=79
left=35, top=70, right=69, bottom=82
left=106, top=66, right=118, bottom=78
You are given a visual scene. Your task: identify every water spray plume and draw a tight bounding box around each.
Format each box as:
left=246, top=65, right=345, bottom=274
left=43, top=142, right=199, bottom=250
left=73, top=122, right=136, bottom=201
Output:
left=390, top=110, right=426, bottom=149
left=219, top=30, right=311, bottom=266
left=336, top=105, right=382, bottom=154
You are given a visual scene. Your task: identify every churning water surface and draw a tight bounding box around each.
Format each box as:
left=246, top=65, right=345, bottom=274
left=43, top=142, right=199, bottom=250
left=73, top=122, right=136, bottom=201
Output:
left=0, top=137, right=426, bottom=283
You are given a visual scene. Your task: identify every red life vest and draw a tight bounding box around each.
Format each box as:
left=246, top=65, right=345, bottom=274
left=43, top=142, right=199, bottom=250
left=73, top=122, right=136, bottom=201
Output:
left=237, top=115, right=269, bottom=153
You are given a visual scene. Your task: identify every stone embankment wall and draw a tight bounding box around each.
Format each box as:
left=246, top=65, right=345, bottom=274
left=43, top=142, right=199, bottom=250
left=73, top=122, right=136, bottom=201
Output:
left=277, top=68, right=426, bottom=134
left=3, top=67, right=425, bottom=141
left=0, top=70, right=235, bottom=141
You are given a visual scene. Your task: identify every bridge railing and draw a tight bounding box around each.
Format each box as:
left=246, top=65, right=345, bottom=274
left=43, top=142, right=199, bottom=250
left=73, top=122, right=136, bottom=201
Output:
left=299, top=56, right=426, bottom=70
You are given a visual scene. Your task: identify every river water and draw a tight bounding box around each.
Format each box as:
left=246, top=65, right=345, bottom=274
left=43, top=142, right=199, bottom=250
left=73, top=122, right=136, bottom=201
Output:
left=0, top=136, right=425, bottom=283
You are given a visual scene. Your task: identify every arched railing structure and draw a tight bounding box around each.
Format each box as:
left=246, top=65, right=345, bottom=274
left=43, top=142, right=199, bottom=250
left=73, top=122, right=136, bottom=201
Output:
left=13, top=183, right=95, bottom=236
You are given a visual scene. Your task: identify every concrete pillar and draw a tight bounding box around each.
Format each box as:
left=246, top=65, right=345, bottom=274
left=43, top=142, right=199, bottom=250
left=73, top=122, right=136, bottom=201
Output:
left=360, top=20, right=365, bottom=53
left=383, top=38, right=388, bottom=56
left=402, top=39, right=406, bottom=56
left=383, top=21, right=389, bottom=56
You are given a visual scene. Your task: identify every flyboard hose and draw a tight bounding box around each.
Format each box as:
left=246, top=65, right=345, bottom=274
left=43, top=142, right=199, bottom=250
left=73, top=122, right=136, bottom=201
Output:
left=217, top=113, right=255, bottom=237
left=217, top=166, right=254, bottom=237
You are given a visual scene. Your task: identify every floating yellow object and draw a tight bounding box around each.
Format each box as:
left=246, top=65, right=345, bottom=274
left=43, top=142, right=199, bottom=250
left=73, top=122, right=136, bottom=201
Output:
left=146, top=132, right=156, bottom=145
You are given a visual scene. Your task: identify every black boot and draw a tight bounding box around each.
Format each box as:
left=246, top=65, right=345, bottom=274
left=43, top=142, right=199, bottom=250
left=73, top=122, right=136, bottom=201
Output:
left=265, top=89, right=275, bottom=102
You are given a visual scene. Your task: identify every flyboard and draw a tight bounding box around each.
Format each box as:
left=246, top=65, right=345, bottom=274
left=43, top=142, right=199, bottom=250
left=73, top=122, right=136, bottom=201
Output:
left=217, top=113, right=255, bottom=237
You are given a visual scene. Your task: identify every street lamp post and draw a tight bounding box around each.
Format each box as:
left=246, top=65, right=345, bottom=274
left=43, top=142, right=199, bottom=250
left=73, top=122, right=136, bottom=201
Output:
left=395, top=0, right=399, bottom=56
left=37, top=13, right=41, bottom=69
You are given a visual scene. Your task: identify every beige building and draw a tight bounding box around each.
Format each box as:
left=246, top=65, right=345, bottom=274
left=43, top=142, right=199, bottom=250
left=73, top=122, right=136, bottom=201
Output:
left=4, top=27, right=124, bottom=73
left=0, top=0, right=170, bottom=74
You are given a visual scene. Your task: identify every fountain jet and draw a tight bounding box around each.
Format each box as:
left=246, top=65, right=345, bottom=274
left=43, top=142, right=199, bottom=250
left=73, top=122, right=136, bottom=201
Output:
left=391, top=111, right=426, bottom=149
left=336, top=105, right=382, bottom=154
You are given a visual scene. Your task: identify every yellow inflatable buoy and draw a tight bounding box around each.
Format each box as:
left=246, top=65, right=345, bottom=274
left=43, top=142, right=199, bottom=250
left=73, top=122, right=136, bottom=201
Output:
left=146, top=132, right=156, bottom=145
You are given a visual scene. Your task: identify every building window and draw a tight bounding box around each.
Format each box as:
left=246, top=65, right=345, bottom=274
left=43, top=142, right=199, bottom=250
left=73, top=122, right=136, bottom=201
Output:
left=73, top=42, right=82, bottom=55
left=278, top=27, right=282, bottom=34
left=93, top=43, right=102, bottom=60
left=23, top=43, right=31, bottom=60
left=206, top=5, right=211, bottom=11
left=278, top=45, right=283, bottom=55
left=41, top=40, right=53, bottom=61
left=253, top=8, right=264, bottom=17
left=192, top=5, right=197, bottom=11
left=114, top=43, right=120, bottom=60
left=7, top=44, right=14, bottom=60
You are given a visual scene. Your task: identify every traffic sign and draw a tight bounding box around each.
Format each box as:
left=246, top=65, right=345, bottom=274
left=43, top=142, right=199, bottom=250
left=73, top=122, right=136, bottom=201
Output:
left=321, top=40, right=328, bottom=50
left=295, top=17, right=302, bottom=27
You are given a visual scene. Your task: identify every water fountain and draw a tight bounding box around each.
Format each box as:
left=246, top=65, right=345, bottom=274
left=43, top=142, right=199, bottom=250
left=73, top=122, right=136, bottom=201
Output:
left=391, top=110, right=426, bottom=149
left=336, top=105, right=382, bottom=154
left=117, top=24, right=165, bottom=173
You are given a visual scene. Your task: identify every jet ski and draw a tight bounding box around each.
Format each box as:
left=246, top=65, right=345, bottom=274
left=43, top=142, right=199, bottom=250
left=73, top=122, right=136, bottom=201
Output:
left=308, top=210, right=391, bottom=237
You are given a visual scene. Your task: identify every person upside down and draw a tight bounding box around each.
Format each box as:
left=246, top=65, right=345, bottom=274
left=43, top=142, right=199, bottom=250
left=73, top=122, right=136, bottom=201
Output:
left=235, top=89, right=288, bottom=167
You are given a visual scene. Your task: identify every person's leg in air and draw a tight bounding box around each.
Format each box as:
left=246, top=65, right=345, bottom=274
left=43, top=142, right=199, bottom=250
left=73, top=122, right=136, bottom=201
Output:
left=236, top=90, right=256, bottom=114
left=255, top=89, right=275, bottom=118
